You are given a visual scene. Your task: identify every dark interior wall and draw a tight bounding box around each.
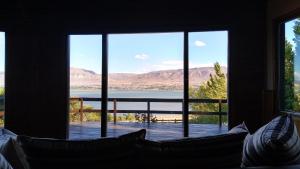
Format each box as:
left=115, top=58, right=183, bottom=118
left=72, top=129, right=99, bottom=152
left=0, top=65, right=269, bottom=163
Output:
left=1, top=0, right=266, bottom=138
left=5, top=23, right=68, bottom=138
left=229, top=10, right=267, bottom=132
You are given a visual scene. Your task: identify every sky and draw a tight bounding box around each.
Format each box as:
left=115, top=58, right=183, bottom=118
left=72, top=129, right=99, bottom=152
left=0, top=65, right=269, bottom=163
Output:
left=285, top=19, right=300, bottom=80
left=0, top=31, right=228, bottom=74
left=70, top=31, right=228, bottom=74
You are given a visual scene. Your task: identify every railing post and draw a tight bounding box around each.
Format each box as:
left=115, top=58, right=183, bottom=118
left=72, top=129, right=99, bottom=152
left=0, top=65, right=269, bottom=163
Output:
left=218, top=99, right=222, bottom=127
left=80, top=98, right=83, bottom=123
left=113, top=99, right=117, bottom=124
left=147, top=101, right=150, bottom=124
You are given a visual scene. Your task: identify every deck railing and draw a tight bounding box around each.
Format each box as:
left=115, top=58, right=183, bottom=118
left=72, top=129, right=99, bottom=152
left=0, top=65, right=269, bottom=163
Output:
left=69, top=97, right=227, bottom=127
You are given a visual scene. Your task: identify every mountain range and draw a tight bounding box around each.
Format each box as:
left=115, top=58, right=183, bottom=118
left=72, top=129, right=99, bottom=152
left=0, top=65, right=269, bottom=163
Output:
left=70, top=67, right=227, bottom=90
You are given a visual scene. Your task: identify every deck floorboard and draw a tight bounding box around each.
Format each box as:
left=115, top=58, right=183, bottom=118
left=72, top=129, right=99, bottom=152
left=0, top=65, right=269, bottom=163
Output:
left=69, top=122, right=228, bottom=140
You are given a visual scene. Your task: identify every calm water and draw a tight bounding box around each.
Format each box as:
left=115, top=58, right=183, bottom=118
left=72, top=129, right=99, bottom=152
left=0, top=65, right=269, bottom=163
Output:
left=70, top=89, right=183, bottom=111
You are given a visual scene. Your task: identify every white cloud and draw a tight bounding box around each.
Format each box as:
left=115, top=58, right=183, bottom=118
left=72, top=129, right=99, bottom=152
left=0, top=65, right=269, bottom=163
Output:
left=195, top=40, right=206, bottom=47
left=135, top=53, right=149, bottom=60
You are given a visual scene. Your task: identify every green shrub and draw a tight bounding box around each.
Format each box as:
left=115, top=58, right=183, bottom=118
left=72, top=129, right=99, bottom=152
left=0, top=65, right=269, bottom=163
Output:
left=190, top=115, right=227, bottom=124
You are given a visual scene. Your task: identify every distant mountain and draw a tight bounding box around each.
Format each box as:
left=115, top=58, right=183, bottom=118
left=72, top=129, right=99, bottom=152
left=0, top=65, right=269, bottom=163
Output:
left=70, top=67, right=227, bottom=90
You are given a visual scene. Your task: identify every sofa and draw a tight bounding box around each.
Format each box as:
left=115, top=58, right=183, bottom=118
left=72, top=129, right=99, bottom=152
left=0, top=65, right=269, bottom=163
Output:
left=0, top=114, right=299, bottom=169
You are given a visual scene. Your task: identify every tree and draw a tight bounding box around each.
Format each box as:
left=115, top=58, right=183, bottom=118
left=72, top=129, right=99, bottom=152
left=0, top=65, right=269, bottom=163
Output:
left=291, top=18, right=300, bottom=111
left=0, top=87, right=4, bottom=96
left=284, top=40, right=295, bottom=110
left=293, top=18, right=300, bottom=35
left=189, top=62, right=227, bottom=123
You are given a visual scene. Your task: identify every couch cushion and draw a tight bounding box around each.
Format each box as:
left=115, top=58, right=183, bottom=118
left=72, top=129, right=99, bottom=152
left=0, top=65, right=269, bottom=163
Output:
left=0, top=153, right=13, bottom=169
left=16, top=129, right=146, bottom=169
left=119, top=128, right=146, bottom=142
left=135, top=132, right=248, bottom=169
left=229, top=122, right=249, bottom=134
left=0, top=129, right=28, bottom=169
left=241, top=115, right=300, bottom=167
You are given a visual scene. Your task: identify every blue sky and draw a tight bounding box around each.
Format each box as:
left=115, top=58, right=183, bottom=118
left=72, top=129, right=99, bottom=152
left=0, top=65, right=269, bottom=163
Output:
left=70, top=31, right=228, bottom=74
left=286, top=20, right=296, bottom=47
left=0, top=31, right=228, bottom=74
left=70, top=35, right=102, bottom=73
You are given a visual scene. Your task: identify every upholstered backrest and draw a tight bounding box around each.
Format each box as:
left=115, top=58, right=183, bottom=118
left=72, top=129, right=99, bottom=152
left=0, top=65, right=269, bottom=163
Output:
left=16, top=129, right=146, bottom=169
left=135, top=132, right=248, bottom=169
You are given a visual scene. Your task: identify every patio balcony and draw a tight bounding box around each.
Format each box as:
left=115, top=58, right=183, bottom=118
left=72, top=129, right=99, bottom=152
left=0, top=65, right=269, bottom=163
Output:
left=69, top=97, right=228, bottom=140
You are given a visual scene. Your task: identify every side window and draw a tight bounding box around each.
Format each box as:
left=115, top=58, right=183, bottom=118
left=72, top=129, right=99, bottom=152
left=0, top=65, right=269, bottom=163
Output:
left=282, top=18, right=300, bottom=112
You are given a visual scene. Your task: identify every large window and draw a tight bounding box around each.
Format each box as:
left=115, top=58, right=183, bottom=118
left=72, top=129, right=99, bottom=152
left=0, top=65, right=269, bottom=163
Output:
left=69, top=35, right=102, bottom=139
left=68, top=31, right=228, bottom=140
left=281, top=18, right=300, bottom=112
left=108, top=33, right=183, bottom=140
left=188, top=31, right=228, bottom=137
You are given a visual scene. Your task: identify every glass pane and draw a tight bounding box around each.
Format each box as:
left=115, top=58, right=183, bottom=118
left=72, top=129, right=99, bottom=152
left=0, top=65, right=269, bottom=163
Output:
left=69, top=35, right=102, bottom=139
left=188, top=31, right=228, bottom=137
left=283, top=18, right=300, bottom=112
left=0, top=32, right=4, bottom=128
left=108, top=33, right=183, bottom=140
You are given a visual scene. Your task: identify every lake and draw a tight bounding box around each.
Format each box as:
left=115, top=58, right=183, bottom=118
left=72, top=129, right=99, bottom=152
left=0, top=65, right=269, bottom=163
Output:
left=70, top=89, right=183, bottom=111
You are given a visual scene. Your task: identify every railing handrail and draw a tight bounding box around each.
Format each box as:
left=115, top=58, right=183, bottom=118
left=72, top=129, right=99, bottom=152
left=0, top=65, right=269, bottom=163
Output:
left=70, top=109, right=227, bottom=114
left=70, top=97, right=227, bottom=103
left=70, top=97, right=227, bottom=127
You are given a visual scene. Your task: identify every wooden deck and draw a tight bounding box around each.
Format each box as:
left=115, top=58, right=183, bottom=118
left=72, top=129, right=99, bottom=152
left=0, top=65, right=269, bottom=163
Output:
left=69, top=122, right=228, bottom=140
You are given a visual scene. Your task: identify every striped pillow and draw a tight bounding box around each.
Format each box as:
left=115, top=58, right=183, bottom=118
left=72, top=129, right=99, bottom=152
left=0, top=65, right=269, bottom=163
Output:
left=242, top=114, right=300, bottom=167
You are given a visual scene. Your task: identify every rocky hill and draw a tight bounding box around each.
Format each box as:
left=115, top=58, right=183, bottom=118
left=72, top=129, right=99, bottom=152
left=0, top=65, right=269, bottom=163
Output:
left=70, top=67, right=227, bottom=90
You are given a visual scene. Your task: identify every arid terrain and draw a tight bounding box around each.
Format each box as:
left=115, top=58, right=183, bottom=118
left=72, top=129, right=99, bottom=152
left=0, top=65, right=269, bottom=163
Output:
left=70, top=67, right=227, bottom=90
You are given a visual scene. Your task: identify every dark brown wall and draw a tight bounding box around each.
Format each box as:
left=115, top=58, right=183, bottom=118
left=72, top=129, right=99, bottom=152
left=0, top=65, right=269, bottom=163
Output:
left=1, top=0, right=267, bottom=138
left=5, top=24, right=68, bottom=138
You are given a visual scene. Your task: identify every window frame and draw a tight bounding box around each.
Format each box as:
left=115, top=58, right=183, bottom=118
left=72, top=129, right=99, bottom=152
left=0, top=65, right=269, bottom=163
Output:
left=68, top=29, right=230, bottom=138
